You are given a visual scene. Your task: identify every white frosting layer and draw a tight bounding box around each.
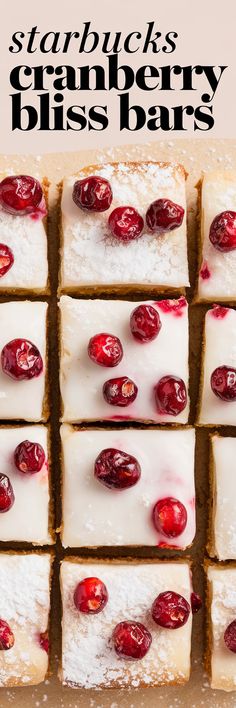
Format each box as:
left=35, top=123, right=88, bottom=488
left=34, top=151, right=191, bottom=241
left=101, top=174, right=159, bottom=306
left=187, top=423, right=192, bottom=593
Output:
left=61, top=426, right=195, bottom=549
left=0, top=301, right=47, bottom=421
left=61, top=162, right=189, bottom=289
left=211, top=436, right=236, bottom=560
left=198, top=171, right=236, bottom=301
left=199, top=305, right=236, bottom=425
left=59, top=296, right=189, bottom=424
left=0, top=426, right=51, bottom=544
left=0, top=553, right=50, bottom=687
left=0, top=176, right=48, bottom=290
left=60, top=560, right=192, bottom=689
left=208, top=565, right=236, bottom=691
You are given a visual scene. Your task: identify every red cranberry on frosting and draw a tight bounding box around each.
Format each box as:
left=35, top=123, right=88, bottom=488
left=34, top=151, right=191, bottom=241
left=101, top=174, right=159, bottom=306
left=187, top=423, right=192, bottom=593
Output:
left=224, top=620, right=236, bottom=653
left=0, top=474, right=15, bottom=513
left=0, top=619, right=15, bottom=650
left=74, top=577, right=108, bottom=614
left=112, top=620, right=152, bottom=659
left=155, top=375, right=187, bottom=416
left=14, top=440, right=46, bottom=474
left=153, top=497, right=187, bottom=538
left=209, top=211, right=236, bottom=252
left=152, top=591, right=190, bottom=629
left=130, top=304, right=161, bottom=342
left=73, top=176, right=113, bottom=212
left=1, top=339, right=43, bottom=381
left=146, top=198, right=184, bottom=234
left=0, top=244, right=14, bottom=278
left=108, top=206, right=144, bottom=242
left=103, top=376, right=138, bottom=407
left=94, top=447, right=141, bottom=490
left=211, top=365, right=236, bottom=401
left=0, top=175, right=43, bottom=216
left=88, top=333, right=123, bottom=368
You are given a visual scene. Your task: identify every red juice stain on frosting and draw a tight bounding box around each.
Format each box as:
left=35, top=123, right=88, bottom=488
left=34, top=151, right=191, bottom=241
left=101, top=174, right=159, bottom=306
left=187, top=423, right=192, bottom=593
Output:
left=155, top=296, right=187, bottom=317
left=210, top=304, right=229, bottom=319
left=200, top=261, right=211, bottom=280
left=157, top=541, right=180, bottom=549
left=30, top=198, right=47, bottom=221
left=107, top=414, right=134, bottom=421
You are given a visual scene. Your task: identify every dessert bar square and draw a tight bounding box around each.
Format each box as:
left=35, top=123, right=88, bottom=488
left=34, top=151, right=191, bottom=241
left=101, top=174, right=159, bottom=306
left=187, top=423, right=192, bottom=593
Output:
left=206, top=563, right=236, bottom=691
left=61, top=425, right=195, bottom=549
left=0, top=174, right=48, bottom=293
left=60, top=162, right=189, bottom=293
left=0, top=426, right=53, bottom=544
left=59, top=295, right=189, bottom=424
left=209, top=435, right=236, bottom=560
left=0, top=301, right=48, bottom=421
left=60, top=558, right=192, bottom=689
left=198, top=304, right=236, bottom=425
left=0, top=552, right=51, bottom=687
left=197, top=171, right=236, bottom=302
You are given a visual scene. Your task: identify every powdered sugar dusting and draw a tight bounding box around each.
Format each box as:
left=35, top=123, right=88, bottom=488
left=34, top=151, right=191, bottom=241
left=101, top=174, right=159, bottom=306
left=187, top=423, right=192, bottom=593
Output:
left=60, top=561, right=192, bottom=689
left=0, top=554, right=50, bottom=687
left=211, top=436, right=236, bottom=560
left=61, top=162, right=189, bottom=288
left=0, top=174, right=47, bottom=289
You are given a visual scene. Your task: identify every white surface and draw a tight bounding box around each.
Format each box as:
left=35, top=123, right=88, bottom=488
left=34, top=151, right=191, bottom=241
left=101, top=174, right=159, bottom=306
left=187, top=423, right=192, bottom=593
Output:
left=61, top=426, right=195, bottom=549
left=60, top=560, right=192, bottom=689
left=0, top=175, right=48, bottom=290
left=198, top=171, right=236, bottom=301
left=59, top=296, right=189, bottom=424
left=199, top=305, right=236, bottom=425
left=0, top=301, right=47, bottom=421
left=0, top=553, right=50, bottom=687
left=0, top=426, right=51, bottom=544
left=211, top=436, right=236, bottom=560
left=61, top=162, right=189, bottom=289
left=208, top=565, right=236, bottom=691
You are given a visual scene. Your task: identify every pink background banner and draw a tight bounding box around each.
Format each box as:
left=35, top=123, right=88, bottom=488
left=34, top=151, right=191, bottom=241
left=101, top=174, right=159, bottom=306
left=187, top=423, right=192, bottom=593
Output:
left=0, top=0, right=235, bottom=154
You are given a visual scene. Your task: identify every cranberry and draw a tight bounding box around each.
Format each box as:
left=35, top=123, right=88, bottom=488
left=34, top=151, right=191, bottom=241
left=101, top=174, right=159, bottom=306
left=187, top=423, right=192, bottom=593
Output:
left=1, top=339, right=43, bottom=381
left=209, top=211, right=236, bottom=252
left=0, top=244, right=14, bottom=278
left=39, top=631, right=49, bottom=653
left=73, top=175, right=112, bottom=212
left=0, top=620, right=14, bottom=650
left=224, top=620, right=236, bottom=652
left=191, top=592, right=202, bottom=614
left=74, top=577, right=108, bottom=614
left=94, top=448, right=141, bottom=490
left=155, top=375, right=187, bottom=416
left=112, top=621, right=152, bottom=660
left=108, top=206, right=144, bottom=242
left=146, top=198, right=184, bottom=234
left=211, top=365, right=236, bottom=401
left=152, top=591, right=190, bottom=629
left=153, top=497, right=187, bottom=538
left=103, top=376, right=138, bottom=407
left=14, top=440, right=45, bottom=474
left=88, top=333, right=123, bottom=368
left=130, top=304, right=161, bottom=342
left=0, top=175, right=43, bottom=216
left=0, top=475, right=15, bottom=513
